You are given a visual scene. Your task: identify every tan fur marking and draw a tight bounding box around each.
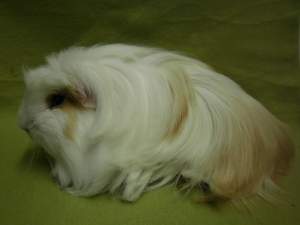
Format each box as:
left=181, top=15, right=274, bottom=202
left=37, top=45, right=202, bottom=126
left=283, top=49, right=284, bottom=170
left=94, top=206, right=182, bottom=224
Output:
left=170, top=100, right=189, bottom=136
left=61, top=102, right=77, bottom=140
left=165, top=82, right=189, bottom=138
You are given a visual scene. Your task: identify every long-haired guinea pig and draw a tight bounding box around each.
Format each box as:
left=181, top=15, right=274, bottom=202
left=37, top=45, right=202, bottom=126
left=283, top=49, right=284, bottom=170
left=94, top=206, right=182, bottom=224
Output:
left=18, top=44, right=294, bottom=202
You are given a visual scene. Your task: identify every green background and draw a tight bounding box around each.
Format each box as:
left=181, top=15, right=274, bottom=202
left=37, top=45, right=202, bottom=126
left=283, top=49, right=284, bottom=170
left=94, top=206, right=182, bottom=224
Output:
left=0, top=0, right=299, bottom=224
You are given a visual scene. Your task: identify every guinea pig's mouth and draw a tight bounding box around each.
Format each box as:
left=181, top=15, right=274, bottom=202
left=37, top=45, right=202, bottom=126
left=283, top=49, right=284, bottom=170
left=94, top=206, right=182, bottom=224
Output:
left=23, top=126, right=38, bottom=140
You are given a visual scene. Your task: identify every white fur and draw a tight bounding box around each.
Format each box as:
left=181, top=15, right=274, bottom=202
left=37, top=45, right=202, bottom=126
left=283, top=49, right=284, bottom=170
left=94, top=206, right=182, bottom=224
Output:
left=18, top=44, right=293, bottom=201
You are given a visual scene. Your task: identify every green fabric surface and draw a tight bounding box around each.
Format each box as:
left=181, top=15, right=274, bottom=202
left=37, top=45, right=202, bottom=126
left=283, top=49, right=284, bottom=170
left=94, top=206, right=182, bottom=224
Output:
left=0, top=0, right=299, bottom=224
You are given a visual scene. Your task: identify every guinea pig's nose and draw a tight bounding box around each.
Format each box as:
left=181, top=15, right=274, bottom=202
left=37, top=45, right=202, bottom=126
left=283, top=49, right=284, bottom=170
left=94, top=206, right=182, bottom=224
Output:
left=18, top=117, right=33, bottom=133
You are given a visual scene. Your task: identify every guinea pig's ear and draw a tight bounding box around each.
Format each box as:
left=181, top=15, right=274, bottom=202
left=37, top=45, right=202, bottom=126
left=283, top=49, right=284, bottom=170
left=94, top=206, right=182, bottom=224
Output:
left=68, top=83, right=96, bottom=109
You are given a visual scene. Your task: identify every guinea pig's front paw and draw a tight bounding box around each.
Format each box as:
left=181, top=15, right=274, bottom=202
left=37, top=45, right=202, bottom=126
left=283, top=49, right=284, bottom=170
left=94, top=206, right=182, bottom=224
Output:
left=51, top=164, right=72, bottom=188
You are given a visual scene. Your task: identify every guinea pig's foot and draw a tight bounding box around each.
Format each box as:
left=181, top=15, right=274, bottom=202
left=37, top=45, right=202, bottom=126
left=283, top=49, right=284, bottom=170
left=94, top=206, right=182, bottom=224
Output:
left=51, top=164, right=72, bottom=188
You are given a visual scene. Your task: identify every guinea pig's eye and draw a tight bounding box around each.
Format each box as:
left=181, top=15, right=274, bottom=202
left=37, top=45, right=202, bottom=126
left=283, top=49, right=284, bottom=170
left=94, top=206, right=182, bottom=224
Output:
left=47, top=93, right=66, bottom=109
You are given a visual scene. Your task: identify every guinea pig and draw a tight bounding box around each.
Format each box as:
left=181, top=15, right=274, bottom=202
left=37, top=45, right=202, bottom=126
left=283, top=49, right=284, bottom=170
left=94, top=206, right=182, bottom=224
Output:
left=18, top=44, right=294, bottom=202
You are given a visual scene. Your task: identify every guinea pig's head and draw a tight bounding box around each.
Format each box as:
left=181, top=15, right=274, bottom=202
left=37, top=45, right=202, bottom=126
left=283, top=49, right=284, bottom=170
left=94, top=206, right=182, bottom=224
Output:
left=18, top=51, right=98, bottom=159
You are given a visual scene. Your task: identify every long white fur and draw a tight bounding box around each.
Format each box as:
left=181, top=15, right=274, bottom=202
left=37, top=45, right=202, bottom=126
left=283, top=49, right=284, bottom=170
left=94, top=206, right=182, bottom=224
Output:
left=18, top=44, right=293, bottom=202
